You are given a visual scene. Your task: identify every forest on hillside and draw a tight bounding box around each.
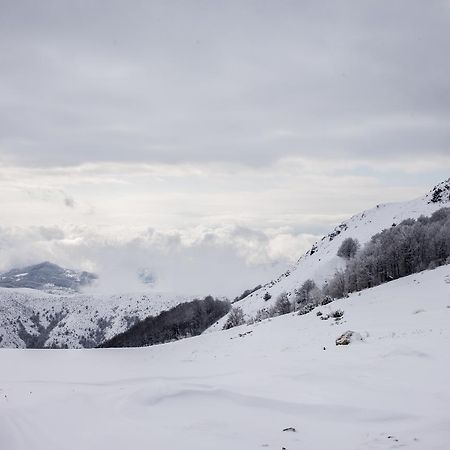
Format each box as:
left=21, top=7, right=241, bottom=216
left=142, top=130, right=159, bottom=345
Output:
left=100, top=296, right=230, bottom=348
left=325, top=207, right=450, bottom=298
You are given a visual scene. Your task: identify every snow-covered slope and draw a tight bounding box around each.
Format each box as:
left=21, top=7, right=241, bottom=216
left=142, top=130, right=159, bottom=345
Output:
left=211, top=179, right=450, bottom=328
left=1, top=265, right=449, bottom=450
left=0, top=261, right=97, bottom=293
left=0, top=288, right=190, bottom=348
left=1, top=180, right=448, bottom=347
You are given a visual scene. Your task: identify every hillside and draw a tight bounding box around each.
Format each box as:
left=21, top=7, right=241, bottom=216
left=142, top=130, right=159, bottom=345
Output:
left=100, top=297, right=230, bottom=348
left=210, top=179, right=450, bottom=329
left=1, top=180, right=448, bottom=348
left=0, top=265, right=449, bottom=450
left=0, top=261, right=97, bottom=293
left=0, top=288, right=190, bottom=348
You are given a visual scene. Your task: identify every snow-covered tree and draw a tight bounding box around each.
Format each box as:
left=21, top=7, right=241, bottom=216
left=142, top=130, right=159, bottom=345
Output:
left=223, top=307, right=245, bottom=330
left=325, top=208, right=450, bottom=298
left=337, top=237, right=360, bottom=260
left=270, top=292, right=291, bottom=316
left=295, top=279, right=322, bottom=306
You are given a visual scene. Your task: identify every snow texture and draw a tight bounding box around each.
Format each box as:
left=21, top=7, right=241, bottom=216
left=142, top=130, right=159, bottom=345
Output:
left=0, top=288, right=190, bottom=348
left=210, top=179, right=450, bottom=329
left=0, top=265, right=449, bottom=449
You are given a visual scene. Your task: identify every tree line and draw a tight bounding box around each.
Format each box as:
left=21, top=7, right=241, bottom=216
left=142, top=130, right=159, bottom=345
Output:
left=325, top=207, right=450, bottom=298
left=100, top=296, right=230, bottom=348
left=224, top=207, right=450, bottom=329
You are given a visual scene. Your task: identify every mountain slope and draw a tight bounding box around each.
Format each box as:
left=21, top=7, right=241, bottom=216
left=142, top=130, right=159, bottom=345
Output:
left=0, top=288, right=191, bottom=348
left=0, top=261, right=97, bottom=293
left=1, top=179, right=448, bottom=348
left=210, top=179, right=450, bottom=328
left=0, top=265, right=449, bottom=450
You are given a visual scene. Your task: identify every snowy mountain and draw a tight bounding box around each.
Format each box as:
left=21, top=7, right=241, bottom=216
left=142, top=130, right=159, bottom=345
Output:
left=0, top=288, right=191, bottom=348
left=0, top=180, right=449, bottom=448
left=0, top=261, right=97, bottom=293
left=0, top=179, right=448, bottom=348
left=1, top=264, right=449, bottom=450
left=210, top=179, right=450, bottom=328
left=0, top=261, right=197, bottom=348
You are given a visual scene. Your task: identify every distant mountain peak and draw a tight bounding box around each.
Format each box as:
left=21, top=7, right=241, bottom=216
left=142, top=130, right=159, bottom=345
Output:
left=32, top=261, right=60, bottom=270
left=0, top=262, right=97, bottom=293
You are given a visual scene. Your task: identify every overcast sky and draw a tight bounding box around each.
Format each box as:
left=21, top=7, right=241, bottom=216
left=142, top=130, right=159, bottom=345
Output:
left=1, top=0, right=449, bottom=296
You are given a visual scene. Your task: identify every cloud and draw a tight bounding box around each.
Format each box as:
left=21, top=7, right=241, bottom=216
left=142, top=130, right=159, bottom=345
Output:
left=0, top=1, right=449, bottom=167
left=0, top=1, right=448, bottom=297
left=63, top=195, right=75, bottom=208
left=19, top=187, right=77, bottom=210
left=0, top=224, right=319, bottom=297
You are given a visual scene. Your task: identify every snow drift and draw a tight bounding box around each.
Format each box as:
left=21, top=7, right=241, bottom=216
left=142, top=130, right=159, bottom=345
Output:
left=0, top=265, right=449, bottom=449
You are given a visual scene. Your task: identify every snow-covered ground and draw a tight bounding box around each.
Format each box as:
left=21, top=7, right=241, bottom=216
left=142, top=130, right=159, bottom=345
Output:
left=1, top=180, right=448, bottom=347
left=0, top=288, right=190, bottom=348
left=1, top=265, right=449, bottom=450
left=211, top=179, right=450, bottom=328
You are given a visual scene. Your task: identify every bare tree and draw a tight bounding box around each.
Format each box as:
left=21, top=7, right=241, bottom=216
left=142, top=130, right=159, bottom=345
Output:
left=271, top=292, right=292, bottom=316
left=337, top=237, right=360, bottom=260
left=223, top=307, right=245, bottom=330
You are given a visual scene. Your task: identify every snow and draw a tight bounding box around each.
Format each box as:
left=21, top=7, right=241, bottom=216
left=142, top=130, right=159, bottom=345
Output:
left=210, top=182, right=450, bottom=329
left=1, top=180, right=448, bottom=348
left=1, top=265, right=449, bottom=450
left=0, top=288, right=191, bottom=348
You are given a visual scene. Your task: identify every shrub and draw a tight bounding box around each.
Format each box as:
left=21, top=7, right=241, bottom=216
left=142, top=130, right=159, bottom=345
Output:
left=297, top=304, right=315, bottom=316
left=294, top=279, right=322, bottom=307
left=233, top=285, right=262, bottom=303
left=254, top=309, right=271, bottom=322
left=330, top=309, right=344, bottom=319
left=270, top=292, right=292, bottom=316
left=223, top=307, right=246, bottom=330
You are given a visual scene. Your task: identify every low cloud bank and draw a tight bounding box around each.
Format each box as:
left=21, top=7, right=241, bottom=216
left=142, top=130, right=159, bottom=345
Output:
left=0, top=225, right=318, bottom=297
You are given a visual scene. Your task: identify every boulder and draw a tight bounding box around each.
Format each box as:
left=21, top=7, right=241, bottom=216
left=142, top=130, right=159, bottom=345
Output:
left=336, top=330, right=363, bottom=346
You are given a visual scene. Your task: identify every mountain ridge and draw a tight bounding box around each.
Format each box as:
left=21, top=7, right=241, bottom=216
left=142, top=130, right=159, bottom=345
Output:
left=0, top=179, right=449, bottom=347
left=208, top=179, right=450, bottom=329
left=0, top=261, right=97, bottom=293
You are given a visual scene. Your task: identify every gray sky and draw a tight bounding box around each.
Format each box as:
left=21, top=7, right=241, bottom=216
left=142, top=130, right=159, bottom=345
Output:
left=0, top=0, right=449, bottom=296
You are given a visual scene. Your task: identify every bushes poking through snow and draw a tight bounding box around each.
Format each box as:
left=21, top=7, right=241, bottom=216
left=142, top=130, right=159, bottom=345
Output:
left=253, top=308, right=271, bottom=323
left=294, top=279, right=321, bottom=307
left=233, top=285, right=262, bottom=303
left=318, top=309, right=345, bottom=322
left=235, top=209, right=450, bottom=328
left=297, top=304, right=316, bottom=316
left=271, top=292, right=291, bottom=316
left=330, top=309, right=344, bottom=320
left=248, top=281, right=333, bottom=323
left=223, top=307, right=245, bottom=330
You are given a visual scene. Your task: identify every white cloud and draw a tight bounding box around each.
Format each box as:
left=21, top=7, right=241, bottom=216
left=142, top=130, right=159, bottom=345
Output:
left=0, top=157, right=443, bottom=296
left=0, top=223, right=318, bottom=297
left=0, top=1, right=449, bottom=167
left=0, top=1, right=448, bottom=296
